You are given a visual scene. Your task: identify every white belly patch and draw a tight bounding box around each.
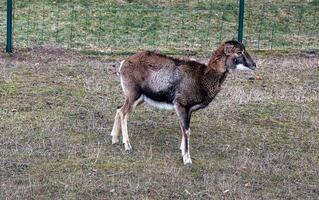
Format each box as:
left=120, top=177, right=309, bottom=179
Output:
left=143, top=96, right=174, bottom=110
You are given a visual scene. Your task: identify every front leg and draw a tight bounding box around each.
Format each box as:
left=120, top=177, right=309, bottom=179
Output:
left=175, top=104, right=192, bottom=166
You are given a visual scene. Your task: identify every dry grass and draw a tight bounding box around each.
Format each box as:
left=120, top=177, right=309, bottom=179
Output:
left=0, top=47, right=318, bottom=199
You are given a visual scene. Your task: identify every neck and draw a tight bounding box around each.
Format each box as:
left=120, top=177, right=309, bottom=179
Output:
left=201, top=45, right=229, bottom=99
left=207, top=45, right=227, bottom=73
left=201, top=70, right=228, bottom=100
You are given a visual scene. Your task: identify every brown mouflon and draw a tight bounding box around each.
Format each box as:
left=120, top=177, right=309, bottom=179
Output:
left=111, top=40, right=256, bottom=165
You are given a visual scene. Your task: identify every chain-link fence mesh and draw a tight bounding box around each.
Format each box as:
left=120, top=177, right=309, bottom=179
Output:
left=1, top=0, right=318, bottom=52
left=0, top=1, right=6, bottom=48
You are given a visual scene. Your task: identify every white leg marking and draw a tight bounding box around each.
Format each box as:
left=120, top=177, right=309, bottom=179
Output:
left=120, top=111, right=132, bottom=151
left=110, top=109, right=121, bottom=144
left=133, top=95, right=144, bottom=110
left=183, top=153, right=192, bottom=165
left=117, top=97, right=142, bottom=151
left=182, top=129, right=192, bottom=165
left=180, top=135, right=185, bottom=155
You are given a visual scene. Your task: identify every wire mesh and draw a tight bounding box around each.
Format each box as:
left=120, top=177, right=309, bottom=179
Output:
left=245, top=1, right=319, bottom=50
left=0, top=1, right=6, bottom=48
left=1, top=0, right=319, bottom=52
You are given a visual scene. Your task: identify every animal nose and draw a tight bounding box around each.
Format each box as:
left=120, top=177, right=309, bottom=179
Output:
left=251, top=62, right=256, bottom=69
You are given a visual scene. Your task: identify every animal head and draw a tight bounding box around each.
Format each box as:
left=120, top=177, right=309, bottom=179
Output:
left=223, top=40, right=256, bottom=71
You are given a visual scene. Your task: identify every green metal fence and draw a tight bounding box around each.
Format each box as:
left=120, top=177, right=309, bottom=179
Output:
left=1, top=0, right=319, bottom=53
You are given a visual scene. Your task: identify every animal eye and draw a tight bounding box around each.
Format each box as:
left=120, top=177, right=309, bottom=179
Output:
left=237, top=52, right=242, bottom=56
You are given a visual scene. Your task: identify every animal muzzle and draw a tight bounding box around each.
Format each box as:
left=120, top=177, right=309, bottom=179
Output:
left=243, top=52, right=256, bottom=70
left=248, top=62, right=256, bottom=70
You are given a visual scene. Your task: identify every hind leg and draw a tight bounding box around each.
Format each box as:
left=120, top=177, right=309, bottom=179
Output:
left=119, top=94, right=143, bottom=152
left=110, top=108, right=121, bottom=144
left=119, top=107, right=131, bottom=151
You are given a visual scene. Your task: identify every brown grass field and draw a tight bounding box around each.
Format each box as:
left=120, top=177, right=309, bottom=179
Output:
left=0, top=47, right=318, bottom=199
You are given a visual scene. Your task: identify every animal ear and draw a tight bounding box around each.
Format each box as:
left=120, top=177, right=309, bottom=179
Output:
left=224, top=44, right=234, bottom=55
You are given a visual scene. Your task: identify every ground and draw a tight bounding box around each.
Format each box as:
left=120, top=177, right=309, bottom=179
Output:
left=0, top=47, right=318, bottom=199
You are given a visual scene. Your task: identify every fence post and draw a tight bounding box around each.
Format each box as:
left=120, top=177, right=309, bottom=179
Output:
left=237, top=0, right=244, bottom=43
left=6, top=0, right=13, bottom=53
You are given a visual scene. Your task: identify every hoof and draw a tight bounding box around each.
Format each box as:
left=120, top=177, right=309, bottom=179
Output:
left=184, top=162, right=192, bottom=167
left=111, top=137, right=120, bottom=144
left=110, top=131, right=116, bottom=137
left=183, top=154, right=192, bottom=166
left=126, top=148, right=133, bottom=154
left=124, top=143, right=132, bottom=154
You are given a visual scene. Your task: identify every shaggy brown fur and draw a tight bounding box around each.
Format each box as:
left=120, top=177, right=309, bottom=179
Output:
left=111, top=40, right=256, bottom=165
